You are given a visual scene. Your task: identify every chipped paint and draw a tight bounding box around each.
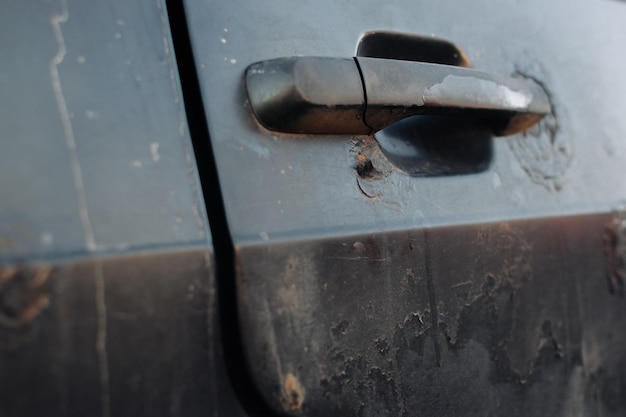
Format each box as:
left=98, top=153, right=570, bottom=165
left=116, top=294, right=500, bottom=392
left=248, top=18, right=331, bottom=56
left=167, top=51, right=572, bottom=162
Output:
left=280, top=373, right=304, bottom=411
left=350, top=137, right=393, bottom=200
left=424, top=75, right=532, bottom=110
left=0, top=265, right=52, bottom=327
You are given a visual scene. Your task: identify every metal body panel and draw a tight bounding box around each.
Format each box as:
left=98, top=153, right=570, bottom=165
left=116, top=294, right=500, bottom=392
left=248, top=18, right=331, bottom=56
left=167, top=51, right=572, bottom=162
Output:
left=0, top=250, right=215, bottom=417
left=0, top=2, right=237, bottom=416
left=237, top=213, right=626, bottom=416
left=245, top=56, right=550, bottom=136
left=186, top=0, right=626, bottom=244
left=184, top=0, right=626, bottom=415
left=2, top=0, right=626, bottom=415
left=1, top=0, right=206, bottom=259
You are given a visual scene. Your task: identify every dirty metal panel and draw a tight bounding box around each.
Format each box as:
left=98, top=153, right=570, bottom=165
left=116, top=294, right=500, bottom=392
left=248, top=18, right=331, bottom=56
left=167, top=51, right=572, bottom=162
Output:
left=0, top=0, right=206, bottom=259
left=0, top=1, right=243, bottom=416
left=184, top=0, right=626, bottom=244
left=185, top=0, right=626, bottom=415
left=237, top=213, right=626, bottom=416
left=0, top=248, right=218, bottom=417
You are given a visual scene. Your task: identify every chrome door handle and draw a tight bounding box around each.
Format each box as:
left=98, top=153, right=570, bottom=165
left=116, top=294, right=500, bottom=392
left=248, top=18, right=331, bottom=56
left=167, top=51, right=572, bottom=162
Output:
left=245, top=56, right=550, bottom=136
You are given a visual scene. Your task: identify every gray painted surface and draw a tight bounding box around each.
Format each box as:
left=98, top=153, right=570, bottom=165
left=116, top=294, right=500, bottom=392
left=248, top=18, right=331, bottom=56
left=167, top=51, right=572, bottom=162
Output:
left=0, top=2, right=225, bottom=417
left=185, top=0, right=626, bottom=244
left=0, top=0, right=208, bottom=260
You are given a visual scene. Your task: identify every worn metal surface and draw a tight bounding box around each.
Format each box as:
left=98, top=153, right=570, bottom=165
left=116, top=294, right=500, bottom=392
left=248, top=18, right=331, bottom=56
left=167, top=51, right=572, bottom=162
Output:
left=0, top=1, right=242, bottom=416
left=0, top=250, right=215, bottom=417
left=184, top=0, right=626, bottom=415
left=246, top=56, right=549, bottom=135
left=237, top=213, right=626, bottom=416
left=246, top=57, right=367, bottom=135
left=356, top=56, right=549, bottom=135
left=185, top=0, right=626, bottom=242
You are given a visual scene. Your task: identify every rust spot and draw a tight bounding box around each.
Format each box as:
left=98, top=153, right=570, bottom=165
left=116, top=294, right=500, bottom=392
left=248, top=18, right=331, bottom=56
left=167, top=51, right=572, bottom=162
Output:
left=349, top=137, right=393, bottom=200
left=280, top=373, right=304, bottom=412
left=356, top=155, right=379, bottom=180
left=353, top=138, right=385, bottom=181
left=0, top=265, right=52, bottom=327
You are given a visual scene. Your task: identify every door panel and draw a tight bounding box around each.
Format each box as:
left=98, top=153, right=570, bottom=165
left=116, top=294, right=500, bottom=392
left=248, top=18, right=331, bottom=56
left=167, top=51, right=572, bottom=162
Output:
left=184, top=0, right=626, bottom=416
left=0, top=1, right=222, bottom=416
left=185, top=0, right=626, bottom=244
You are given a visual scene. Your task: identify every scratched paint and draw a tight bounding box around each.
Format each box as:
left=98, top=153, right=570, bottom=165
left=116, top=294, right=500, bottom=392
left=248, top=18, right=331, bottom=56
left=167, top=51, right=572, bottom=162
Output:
left=94, top=260, right=111, bottom=417
left=49, top=0, right=97, bottom=252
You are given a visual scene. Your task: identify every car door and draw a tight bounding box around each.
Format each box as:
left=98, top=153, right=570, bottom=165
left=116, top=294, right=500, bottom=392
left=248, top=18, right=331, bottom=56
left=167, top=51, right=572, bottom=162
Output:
left=3, top=0, right=626, bottom=416
left=0, top=2, right=219, bottom=416
left=180, top=0, right=626, bottom=416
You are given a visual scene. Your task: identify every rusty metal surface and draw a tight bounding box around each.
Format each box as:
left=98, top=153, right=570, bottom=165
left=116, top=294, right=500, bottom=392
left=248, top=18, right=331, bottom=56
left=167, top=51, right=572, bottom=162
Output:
left=0, top=249, right=217, bottom=417
left=236, top=213, right=626, bottom=416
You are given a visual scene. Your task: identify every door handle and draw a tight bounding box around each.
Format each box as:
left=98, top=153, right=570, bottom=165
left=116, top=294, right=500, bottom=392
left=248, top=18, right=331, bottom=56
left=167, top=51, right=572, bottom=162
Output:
left=245, top=56, right=550, bottom=136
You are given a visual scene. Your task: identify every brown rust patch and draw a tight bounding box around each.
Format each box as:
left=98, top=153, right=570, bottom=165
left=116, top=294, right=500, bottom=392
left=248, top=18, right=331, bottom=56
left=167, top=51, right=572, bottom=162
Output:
left=356, top=154, right=379, bottom=180
left=349, top=137, right=393, bottom=200
left=353, top=138, right=386, bottom=181
left=0, top=265, right=52, bottom=327
left=280, top=373, right=304, bottom=412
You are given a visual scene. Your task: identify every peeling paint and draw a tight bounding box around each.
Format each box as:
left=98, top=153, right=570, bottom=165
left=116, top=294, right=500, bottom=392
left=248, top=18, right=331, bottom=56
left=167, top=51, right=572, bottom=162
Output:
left=424, top=75, right=532, bottom=110
left=349, top=137, right=393, bottom=200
